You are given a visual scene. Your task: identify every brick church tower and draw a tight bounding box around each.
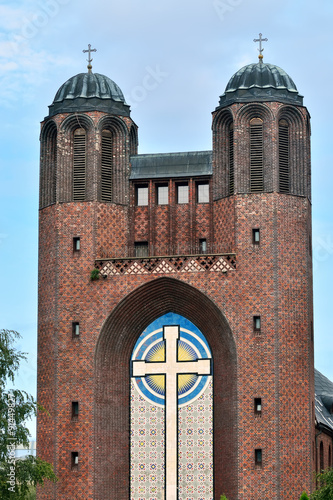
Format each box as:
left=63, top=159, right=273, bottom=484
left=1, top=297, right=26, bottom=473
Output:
left=37, top=43, right=315, bottom=499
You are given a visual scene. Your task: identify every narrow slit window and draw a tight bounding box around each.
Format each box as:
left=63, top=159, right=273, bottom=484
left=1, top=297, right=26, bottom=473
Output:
left=252, top=228, right=260, bottom=244
left=254, top=398, right=262, bottom=414
left=72, top=322, right=80, bottom=337
left=255, top=449, right=262, bottom=466
left=229, top=123, right=234, bottom=195
left=72, top=401, right=79, bottom=418
left=253, top=316, right=261, bottom=332
left=73, top=237, right=80, bottom=252
left=250, top=118, right=263, bottom=192
left=73, top=128, right=86, bottom=201
left=199, top=239, right=207, bottom=254
left=279, top=119, right=289, bottom=193
left=101, top=129, right=112, bottom=202
left=71, top=452, right=79, bottom=468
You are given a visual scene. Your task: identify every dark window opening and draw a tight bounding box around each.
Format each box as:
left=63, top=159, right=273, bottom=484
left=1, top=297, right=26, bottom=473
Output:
left=73, top=237, right=80, bottom=252
left=72, top=322, right=80, bottom=338
left=255, top=449, right=262, bottom=466
left=157, top=184, right=169, bottom=205
left=252, top=228, right=260, bottom=244
left=279, top=119, right=289, bottom=193
left=253, top=316, right=261, bottom=332
left=199, top=239, right=207, bottom=254
left=71, top=452, right=79, bottom=468
left=135, top=242, right=148, bottom=258
left=101, top=129, right=112, bottom=202
left=177, top=183, right=189, bottom=204
left=250, top=118, right=263, bottom=192
left=73, top=128, right=86, bottom=201
left=136, top=185, right=148, bottom=206
left=229, top=123, right=234, bottom=195
left=254, top=398, right=262, bottom=414
left=72, top=401, right=79, bottom=419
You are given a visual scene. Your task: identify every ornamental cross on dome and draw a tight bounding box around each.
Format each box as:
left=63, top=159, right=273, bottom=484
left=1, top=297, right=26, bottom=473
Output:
left=253, top=33, right=268, bottom=61
left=83, top=44, right=97, bottom=72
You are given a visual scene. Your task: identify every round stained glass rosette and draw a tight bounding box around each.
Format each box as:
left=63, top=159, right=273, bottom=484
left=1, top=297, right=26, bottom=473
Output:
left=131, top=326, right=212, bottom=407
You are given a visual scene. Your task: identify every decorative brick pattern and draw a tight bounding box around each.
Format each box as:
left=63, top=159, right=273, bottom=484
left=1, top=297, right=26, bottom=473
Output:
left=95, top=254, right=236, bottom=276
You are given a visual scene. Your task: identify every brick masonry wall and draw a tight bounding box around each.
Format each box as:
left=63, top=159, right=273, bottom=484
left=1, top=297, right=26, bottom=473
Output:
left=37, top=190, right=314, bottom=499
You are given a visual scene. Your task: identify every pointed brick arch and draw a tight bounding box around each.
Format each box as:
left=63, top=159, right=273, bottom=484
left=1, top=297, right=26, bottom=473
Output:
left=94, top=277, right=238, bottom=499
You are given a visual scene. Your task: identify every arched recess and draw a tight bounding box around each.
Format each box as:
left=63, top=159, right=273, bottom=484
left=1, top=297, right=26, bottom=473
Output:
left=212, top=108, right=234, bottom=199
left=58, top=114, right=95, bottom=202
left=39, top=120, right=57, bottom=209
left=277, top=106, right=308, bottom=197
left=236, top=103, right=274, bottom=193
left=97, top=115, right=131, bottom=204
left=94, top=277, right=238, bottom=500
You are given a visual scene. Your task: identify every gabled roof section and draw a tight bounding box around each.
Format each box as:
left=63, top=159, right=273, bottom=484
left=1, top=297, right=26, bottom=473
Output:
left=130, top=151, right=212, bottom=180
left=315, top=369, right=333, bottom=433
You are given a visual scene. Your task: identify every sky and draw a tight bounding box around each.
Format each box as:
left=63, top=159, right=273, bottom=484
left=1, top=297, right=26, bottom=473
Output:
left=1, top=0, right=333, bottom=439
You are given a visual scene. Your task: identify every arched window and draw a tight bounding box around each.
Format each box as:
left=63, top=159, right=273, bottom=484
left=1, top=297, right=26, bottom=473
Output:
left=229, top=123, right=234, bottom=195
left=250, top=117, right=263, bottom=192
left=73, top=128, right=86, bottom=201
left=130, top=312, right=213, bottom=499
left=279, top=119, right=289, bottom=193
left=101, top=129, right=112, bottom=202
left=320, top=441, right=324, bottom=471
left=40, top=122, right=57, bottom=208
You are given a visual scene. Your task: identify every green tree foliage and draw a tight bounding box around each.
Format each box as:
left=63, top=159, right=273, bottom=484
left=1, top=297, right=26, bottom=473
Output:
left=0, top=329, right=56, bottom=499
left=300, top=491, right=310, bottom=499
left=310, top=468, right=333, bottom=499
left=220, top=496, right=228, bottom=500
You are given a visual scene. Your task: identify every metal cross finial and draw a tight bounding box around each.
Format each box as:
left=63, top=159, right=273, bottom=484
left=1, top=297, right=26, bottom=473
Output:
left=253, top=33, right=268, bottom=62
left=83, top=44, right=97, bottom=73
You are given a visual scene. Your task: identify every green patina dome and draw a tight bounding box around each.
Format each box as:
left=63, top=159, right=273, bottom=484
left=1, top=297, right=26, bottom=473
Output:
left=48, top=72, right=130, bottom=117
left=218, top=61, right=303, bottom=108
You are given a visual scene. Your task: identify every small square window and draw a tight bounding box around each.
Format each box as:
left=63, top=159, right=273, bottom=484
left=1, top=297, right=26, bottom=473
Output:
left=253, top=316, right=261, bottom=332
left=157, top=185, right=168, bottom=205
left=177, top=183, right=189, bottom=204
left=197, top=183, right=209, bottom=203
left=72, top=322, right=80, bottom=337
left=199, top=239, right=207, bottom=254
left=252, top=228, right=260, bottom=244
left=254, top=398, right=262, bottom=414
left=255, top=449, right=262, bottom=466
left=71, top=452, right=79, bottom=468
left=135, top=242, right=148, bottom=258
left=73, top=237, right=80, bottom=251
left=72, top=401, right=79, bottom=418
left=136, top=186, right=148, bottom=206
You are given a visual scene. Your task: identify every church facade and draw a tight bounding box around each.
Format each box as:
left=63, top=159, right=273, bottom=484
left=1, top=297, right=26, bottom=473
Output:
left=37, top=46, right=315, bottom=499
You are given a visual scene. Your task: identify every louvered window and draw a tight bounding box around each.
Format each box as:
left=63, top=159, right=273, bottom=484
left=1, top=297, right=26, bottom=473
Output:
left=101, top=130, right=113, bottom=202
left=250, top=118, right=263, bottom=192
left=279, top=119, right=289, bottom=193
left=73, top=128, right=86, bottom=201
left=229, top=123, right=234, bottom=195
